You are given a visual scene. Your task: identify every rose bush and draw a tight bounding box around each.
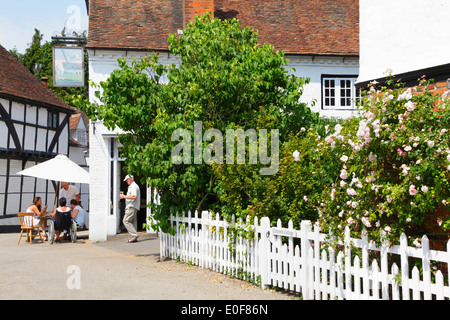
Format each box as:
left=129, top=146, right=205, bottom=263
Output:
left=305, top=78, right=450, bottom=247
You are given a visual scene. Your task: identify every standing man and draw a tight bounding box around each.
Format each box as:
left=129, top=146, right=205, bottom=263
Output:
left=120, top=174, right=140, bottom=243
left=59, top=182, right=80, bottom=203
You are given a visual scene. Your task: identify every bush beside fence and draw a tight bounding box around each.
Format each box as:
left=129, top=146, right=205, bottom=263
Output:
left=159, top=211, right=450, bottom=300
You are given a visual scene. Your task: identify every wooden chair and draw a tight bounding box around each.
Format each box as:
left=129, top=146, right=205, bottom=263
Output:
left=17, top=212, right=43, bottom=245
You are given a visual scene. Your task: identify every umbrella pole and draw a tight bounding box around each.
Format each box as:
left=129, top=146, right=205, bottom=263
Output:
left=53, top=181, right=59, bottom=211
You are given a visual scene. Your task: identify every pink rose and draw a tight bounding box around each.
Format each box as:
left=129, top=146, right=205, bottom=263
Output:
left=409, top=185, right=417, bottom=196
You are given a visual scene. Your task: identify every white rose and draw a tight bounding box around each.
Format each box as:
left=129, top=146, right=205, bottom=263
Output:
left=340, top=169, right=348, bottom=180
left=405, top=101, right=416, bottom=111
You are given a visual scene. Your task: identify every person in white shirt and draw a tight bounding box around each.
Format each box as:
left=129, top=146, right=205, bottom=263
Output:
left=120, top=174, right=140, bottom=243
left=59, top=182, right=80, bottom=203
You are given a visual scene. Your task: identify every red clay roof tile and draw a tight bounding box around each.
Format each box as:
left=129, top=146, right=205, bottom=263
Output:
left=87, top=0, right=359, bottom=56
left=0, top=45, right=76, bottom=112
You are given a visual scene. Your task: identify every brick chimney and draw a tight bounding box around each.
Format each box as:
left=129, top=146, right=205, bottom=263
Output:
left=40, top=77, right=48, bottom=87
left=184, top=0, right=214, bottom=27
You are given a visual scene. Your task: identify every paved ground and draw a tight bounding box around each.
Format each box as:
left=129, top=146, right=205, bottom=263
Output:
left=0, top=229, right=295, bottom=301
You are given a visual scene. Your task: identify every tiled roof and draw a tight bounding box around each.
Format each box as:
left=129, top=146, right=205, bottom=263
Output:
left=87, top=0, right=359, bottom=56
left=0, top=45, right=76, bottom=112
left=88, top=0, right=184, bottom=51
left=215, top=0, right=359, bottom=56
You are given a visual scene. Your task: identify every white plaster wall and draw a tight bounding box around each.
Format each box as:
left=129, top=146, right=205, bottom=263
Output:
left=36, top=128, right=47, bottom=151
left=0, top=121, right=7, bottom=149
left=38, top=107, right=47, bottom=127
left=24, top=125, right=35, bottom=151
left=87, top=120, right=110, bottom=241
left=10, top=101, right=24, bottom=121
left=287, top=55, right=359, bottom=119
left=25, top=105, right=37, bottom=124
left=358, top=0, right=450, bottom=83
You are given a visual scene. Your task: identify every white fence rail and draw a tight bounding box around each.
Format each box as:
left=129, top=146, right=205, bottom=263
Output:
left=160, top=211, right=450, bottom=300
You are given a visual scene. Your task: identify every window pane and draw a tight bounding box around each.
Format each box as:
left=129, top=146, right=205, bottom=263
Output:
left=53, top=113, right=58, bottom=128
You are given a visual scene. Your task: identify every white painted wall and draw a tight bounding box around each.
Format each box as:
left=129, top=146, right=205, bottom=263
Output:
left=87, top=120, right=113, bottom=241
left=358, top=0, right=450, bottom=84
left=288, top=55, right=359, bottom=119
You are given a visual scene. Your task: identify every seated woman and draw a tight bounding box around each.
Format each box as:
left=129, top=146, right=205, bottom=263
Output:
left=51, top=197, right=72, bottom=241
left=69, top=199, right=86, bottom=229
left=26, top=197, right=48, bottom=240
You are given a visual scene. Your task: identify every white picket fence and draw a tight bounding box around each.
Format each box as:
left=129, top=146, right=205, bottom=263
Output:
left=159, top=211, right=450, bottom=300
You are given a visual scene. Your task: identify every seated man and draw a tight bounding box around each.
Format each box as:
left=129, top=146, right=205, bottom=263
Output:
left=51, top=197, right=72, bottom=241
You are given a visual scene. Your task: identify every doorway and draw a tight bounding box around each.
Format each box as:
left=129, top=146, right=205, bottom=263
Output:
left=118, top=162, right=147, bottom=233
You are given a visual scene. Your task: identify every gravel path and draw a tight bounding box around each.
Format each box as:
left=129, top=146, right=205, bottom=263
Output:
left=0, top=230, right=295, bottom=301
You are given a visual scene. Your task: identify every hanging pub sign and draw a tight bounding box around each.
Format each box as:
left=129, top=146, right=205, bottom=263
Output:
left=52, top=46, right=84, bottom=87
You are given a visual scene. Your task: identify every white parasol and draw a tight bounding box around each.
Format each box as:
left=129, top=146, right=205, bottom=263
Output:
left=17, top=154, right=90, bottom=184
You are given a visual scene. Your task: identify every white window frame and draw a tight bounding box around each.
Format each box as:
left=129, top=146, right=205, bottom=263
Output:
left=322, top=75, right=359, bottom=110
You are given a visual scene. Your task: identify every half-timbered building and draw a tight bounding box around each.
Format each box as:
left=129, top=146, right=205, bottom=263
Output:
left=0, top=44, right=77, bottom=221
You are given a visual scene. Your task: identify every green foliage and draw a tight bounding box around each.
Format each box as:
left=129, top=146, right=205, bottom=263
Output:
left=77, top=15, right=319, bottom=232
left=214, top=118, right=339, bottom=226
left=314, top=78, right=450, bottom=246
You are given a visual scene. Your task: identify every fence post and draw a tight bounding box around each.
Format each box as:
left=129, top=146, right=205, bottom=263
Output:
left=259, top=217, right=270, bottom=289
left=300, top=220, right=312, bottom=300
left=344, top=226, right=352, bottom=300
left=400, top=233, right=410, bottom=300
left=421, top=235, right=431, bottom=300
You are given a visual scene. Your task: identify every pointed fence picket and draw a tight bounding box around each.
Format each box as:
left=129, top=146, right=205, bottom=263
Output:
left=160, top=211, right=450, bottom=300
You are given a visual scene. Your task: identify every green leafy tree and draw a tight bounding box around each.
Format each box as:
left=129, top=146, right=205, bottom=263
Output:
left=78, top=15, right=319, bottom=232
